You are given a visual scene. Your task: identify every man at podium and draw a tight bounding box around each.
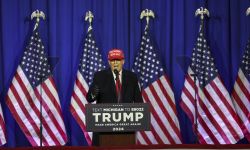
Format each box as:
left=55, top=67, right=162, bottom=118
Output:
left=87, top=48, right=143, bottom=104
left=87, top=48, right=143, bottom=146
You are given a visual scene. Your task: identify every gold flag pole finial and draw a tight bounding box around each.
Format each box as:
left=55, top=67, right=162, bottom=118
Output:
left=85, top=11, right=94, bottom=32
left=195, top=7, right=209, bottom=20
left=246, top=7, right=250, bottom=16
left=195, top=7, right=209, bottom=31
left=31, top=10, right=45, bottom=31
left=140, top=9, right=155, bottom=30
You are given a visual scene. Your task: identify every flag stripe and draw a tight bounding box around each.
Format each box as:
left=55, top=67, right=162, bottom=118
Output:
left=197, top=119, right=218, bottom=144
left=136, top=132, right=145, bottom=145
left=141, top=91, right=165, bottom=144
left=198, top=91, right=230, bottom=143
left=203, top=81, right=238, bottom=143
left=11, top=79, right=53, bottom=145
left=159, top=76, right=178, bottom=115
left=39, top=79, right=68, bottom=141
left=198, top=117, right=220, bottom=144
left=143, top=88, right=172, bottom=144
left=139, top=131, right=154, bottom=144
left=148, top=83, right=181, bottom=143
left=208, top=79, right=242, bottom=139
left=75, top=77, right=88, bottom=97
left=232, top=68, right=250, bottom=141
left=232, top=86, right=249, bottom=117
left=156, top=79, right=177, bottom=116
left=69, top=104, right=92, bottom=145
left=211, top=78, right=241, bottom=122
left=17, top=68, right=66, bottom=145
left=13, top=73, right=58, bottom=145
left=181, top=75, right=196, bottom=122
left=6, top=93, right=40, bottom=146
left=44, top=78, right=64, bottom=118
left=142, top=89, right=178, bottom=144
left=235, top=70, right=250, bottom=101
left=0, top=104, right=6, bottom=145
left=33, top=88, right=66, bottom=144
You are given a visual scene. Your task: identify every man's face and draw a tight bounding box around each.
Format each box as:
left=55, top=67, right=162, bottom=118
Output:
left=108, top=59, right=124, bottom=72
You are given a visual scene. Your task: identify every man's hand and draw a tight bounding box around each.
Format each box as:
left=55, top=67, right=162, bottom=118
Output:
left=91, top=85, right=100, bottom=99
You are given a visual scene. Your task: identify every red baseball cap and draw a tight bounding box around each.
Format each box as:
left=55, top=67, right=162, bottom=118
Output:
left=108, top=49, right=124, bottom=60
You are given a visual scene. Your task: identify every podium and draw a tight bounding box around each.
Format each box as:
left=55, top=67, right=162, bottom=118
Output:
left=86, top=103, right=150, bottom=146
left=98, top=132, right=135, bottom=146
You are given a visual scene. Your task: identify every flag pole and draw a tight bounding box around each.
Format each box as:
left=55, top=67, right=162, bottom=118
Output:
left=31, top=10, right=45, bottom=147
left=194, top=7, right=209, bottom=144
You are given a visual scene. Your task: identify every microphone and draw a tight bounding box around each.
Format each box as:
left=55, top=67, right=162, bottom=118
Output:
left=114, top=69, right=119, bottom=80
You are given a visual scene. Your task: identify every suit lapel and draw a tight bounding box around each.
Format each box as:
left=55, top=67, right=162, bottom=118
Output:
left=121, top=70, right=128, bottom=101
left=108, top=69, right=118, bottom=101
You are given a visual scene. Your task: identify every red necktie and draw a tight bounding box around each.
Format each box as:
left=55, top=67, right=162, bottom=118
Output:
left=115, top=75, right=121, bottom=102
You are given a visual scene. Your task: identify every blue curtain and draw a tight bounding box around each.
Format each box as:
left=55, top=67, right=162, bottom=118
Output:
left=0, top=0, right=249, bottom=147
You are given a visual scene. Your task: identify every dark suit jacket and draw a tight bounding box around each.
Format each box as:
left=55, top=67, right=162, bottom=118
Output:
left=87, top=68, right=143, bottom=103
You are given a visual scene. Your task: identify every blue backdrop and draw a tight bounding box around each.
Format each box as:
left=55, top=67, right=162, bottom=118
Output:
left=0, top=0, right=250, bottom=147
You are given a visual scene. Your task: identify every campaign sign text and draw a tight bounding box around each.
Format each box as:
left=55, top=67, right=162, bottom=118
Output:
left=86, top=103, right=150, bottom=132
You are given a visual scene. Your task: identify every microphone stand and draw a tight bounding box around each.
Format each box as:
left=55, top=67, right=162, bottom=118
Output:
left=190, top=73, right=199, bottom=144
left=39, top=79, right=43, bottom=147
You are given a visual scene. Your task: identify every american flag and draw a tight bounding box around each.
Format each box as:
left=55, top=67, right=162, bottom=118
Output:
left=180, top=27, right=244, bottom=144
left=6, top=29, right=67, bottom=146
left=70, top=28, right=105, bottom=145
left=0, top=103, right=6, bottom=145
left=231, top=39, right=250, bottom=141
left=132, top=27, right=182, bottom=144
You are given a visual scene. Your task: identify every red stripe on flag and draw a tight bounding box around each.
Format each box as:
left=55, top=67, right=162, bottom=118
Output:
left=45, top=78, right=64, bottom=119
left=142, top=90, right=168, bottom=144
left=235, top=76, right=250, bottom=101
left=0, top=114, right=6, bottom=140
left=9, top=81, right=51, bottom=145
left=72, top=91, right=86, bottom=113
left=40, top=82, right=67, bottom=142
left=160, top=76, right=178, bottom=115
left=186, top=74, right=196, bottom=90
left=138, top=130, right=154, bottom=145
left=198, top=116, right=220, bottom=144
left=198, top=94, right=228, bottom=143
left=232, top=90, right=249, bottom=117
left=202, top=88, right=236, bottom=143
left=209, top=80, right=241, bottom=140
left=149, top=82, right=180, bottom=143
left=212, top=78, right=241, bottom=124
left=69, top=105, right=92, bottom=145
left=179, top=99, right=194, bottom=123
left=15, top=73, right=60, bottom=145
left=76, top=78, right=88, bottom=97
left=33, top=88, right=65, bottom=142
left=6, top=94, right=38, bottom=146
